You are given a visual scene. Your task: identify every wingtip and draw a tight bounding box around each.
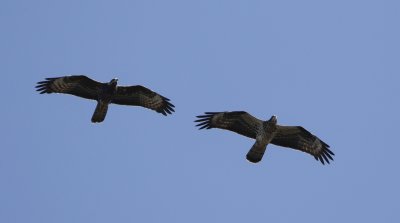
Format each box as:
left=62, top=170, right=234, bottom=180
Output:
left=194, top=112, right=215, bottom=130
left=315, top=149, right=335, bottom=165
left=159, top=100, right=175, bottom=116
left=35, top=78, right=55, bottom=94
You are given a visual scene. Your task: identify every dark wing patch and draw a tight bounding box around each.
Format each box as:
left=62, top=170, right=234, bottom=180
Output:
left=111, top=86, right=175, bottom=115
left=195, top=111, right=262, bottom=139
left=271, top=126, right=334, bottom=165
left=36, top=75, right=102, bottom=100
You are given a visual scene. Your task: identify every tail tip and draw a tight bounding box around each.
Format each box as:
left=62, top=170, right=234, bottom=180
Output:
left=246, top=154, right=263, bottom=163
left=91, top=118, right=104, bottom=123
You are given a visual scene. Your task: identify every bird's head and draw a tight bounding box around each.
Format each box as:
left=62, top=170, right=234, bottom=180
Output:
left=109, top=78, right=118, bottom=87
left=269, top=115, right=278, bottom=124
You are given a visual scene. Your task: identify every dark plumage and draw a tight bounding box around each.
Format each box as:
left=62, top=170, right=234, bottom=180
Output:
left=195, top=111, right=334, bottom=165
left=36, top=75, right=175, bottom=123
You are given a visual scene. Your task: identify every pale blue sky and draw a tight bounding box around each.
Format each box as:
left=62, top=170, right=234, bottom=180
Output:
left=1, top=0, right=399, bottom=222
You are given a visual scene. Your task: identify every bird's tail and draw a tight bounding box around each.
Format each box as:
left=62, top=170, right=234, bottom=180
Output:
left=246, top=141, right=267, bottom=163
left=91, top=101, right=109, bottom=123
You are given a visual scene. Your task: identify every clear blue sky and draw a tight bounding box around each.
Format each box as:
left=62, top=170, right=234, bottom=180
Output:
left=1, top=0, right=399, bottom=222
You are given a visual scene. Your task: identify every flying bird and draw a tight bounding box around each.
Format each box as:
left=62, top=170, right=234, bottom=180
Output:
left=36, top=75, right=175, bottom=123
left=195, top=111, right=334, bottom=164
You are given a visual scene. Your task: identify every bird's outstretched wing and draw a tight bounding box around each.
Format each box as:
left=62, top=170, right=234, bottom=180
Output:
left=195, top=111, right=262, bottom=139
left=271, top=126, right=334, bottom=164
left=36, top=75, right=102, bottom=100
left=111, top=86, right=175, bottom=115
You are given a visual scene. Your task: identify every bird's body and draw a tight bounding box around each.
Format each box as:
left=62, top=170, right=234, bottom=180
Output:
left=247, top=116, right=278, bottom=163
left=36, top=75, right=175, bottom=123
left=195, top=111, right=334, bottom=164
left=90, top=78, right=118, bottom=122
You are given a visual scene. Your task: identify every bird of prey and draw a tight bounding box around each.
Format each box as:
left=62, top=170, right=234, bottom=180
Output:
left=36, top=75, right=175, bottom=123
left=195, top=111, right=334, bottom=164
